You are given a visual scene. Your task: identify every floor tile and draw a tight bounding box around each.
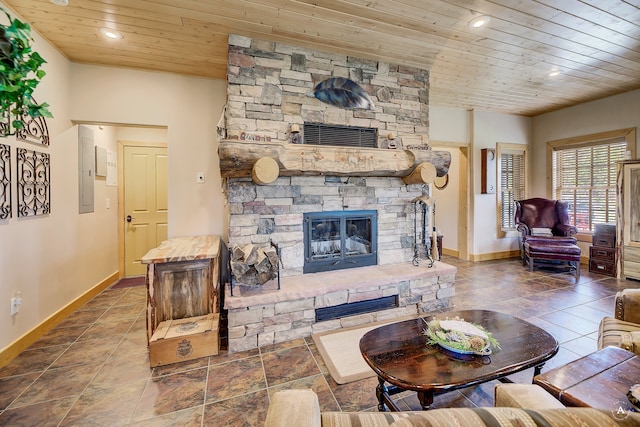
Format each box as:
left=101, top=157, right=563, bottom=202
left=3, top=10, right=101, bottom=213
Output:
left=202, top=389, right=269, bottom=427
left=0, top=396, right=76, bottom=427
left=261, top=345, right=321, bottom=387
left=0, top=345, right=66, bottom=378
left=9, top=363, right=99, bottom=408
left=59, top=380, right=147, bottom=427
left=132, top=368, right=208, bottom=422
left=269, top=373, right=339, bottom=412
left=1, top=258, right=639, bottom=424
left=0, top=372, right=40, bottom=410
left=206, top=356, right=266, bottom=403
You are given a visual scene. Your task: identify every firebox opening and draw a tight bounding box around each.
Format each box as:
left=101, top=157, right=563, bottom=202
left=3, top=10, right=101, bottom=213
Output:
left=303, top=210, right=378, bottom=274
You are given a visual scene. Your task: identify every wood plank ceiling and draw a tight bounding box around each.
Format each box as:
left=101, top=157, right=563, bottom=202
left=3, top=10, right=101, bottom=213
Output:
left=4, top=0, right=640, bottom=116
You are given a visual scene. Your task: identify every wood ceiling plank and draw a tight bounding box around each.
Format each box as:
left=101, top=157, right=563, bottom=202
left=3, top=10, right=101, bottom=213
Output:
left=23, top=12, right=228, bottom=47
left=11, top=0, right=184, bottom=25
left=4, top=0, right=640, bottom=115
left=52, top=36, right=227, bottom=64
left=445, top=0, right=640, bottom=66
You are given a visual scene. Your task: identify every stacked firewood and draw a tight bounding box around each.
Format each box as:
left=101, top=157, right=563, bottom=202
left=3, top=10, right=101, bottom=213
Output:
left=230, top=243, right=279, bottom=286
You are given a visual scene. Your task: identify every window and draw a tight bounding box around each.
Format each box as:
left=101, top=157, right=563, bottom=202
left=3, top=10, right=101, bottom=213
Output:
left=548, top=128, right=635, bottom=233
left=497, top=143, right=527, bottom=236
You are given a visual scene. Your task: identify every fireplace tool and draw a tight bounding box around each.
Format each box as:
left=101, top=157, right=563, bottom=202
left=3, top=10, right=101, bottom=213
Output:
left=411, top=195, right=437, bottom=267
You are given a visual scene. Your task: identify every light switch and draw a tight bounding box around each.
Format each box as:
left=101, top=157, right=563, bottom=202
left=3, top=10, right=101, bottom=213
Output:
left=106, top=198, right=110, bottom=209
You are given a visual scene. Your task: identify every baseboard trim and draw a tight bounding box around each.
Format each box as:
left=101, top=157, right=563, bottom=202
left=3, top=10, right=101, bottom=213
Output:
left=0, top=271, right=119, bottom=368
left=441, top=248, right=459, bottom=258
left=470, top=250, right=520, bottom=262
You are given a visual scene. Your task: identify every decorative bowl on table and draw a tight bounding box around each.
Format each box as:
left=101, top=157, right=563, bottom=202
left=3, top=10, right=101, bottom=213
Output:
left=424, top=317, right=501, bottom=357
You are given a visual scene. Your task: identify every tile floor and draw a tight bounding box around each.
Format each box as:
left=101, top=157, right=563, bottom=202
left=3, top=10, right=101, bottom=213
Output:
left=0, top=256, right=638, bottom=426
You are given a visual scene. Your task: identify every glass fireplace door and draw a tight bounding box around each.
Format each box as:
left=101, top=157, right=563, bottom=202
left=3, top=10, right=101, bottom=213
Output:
left=304, top=210, right=377, bottom=273
left=309, top=217, right=342, bottom=261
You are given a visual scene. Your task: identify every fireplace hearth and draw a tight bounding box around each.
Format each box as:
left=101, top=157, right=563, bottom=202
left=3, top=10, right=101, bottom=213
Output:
left=304, top=210, right=377, bottom=273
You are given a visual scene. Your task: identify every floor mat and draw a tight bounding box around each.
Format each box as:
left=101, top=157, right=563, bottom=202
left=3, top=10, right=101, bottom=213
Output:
left=311, top=315, right=416, bottom=384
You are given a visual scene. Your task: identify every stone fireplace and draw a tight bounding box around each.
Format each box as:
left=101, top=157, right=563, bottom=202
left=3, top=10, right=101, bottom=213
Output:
left=219, top=35, right=456, bottom=352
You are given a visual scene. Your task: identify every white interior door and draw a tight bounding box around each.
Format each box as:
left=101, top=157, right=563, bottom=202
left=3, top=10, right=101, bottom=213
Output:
left=123, top=145, right=168, bottom=276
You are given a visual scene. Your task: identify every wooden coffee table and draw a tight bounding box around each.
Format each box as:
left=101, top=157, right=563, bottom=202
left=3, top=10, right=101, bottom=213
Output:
left=534, top=346, right=640, bottom=410
left=359, top=309, right=559, bottom=411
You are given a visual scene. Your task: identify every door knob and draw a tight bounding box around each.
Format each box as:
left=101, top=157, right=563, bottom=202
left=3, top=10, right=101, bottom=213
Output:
left=126, top=215, right=135, bottom=222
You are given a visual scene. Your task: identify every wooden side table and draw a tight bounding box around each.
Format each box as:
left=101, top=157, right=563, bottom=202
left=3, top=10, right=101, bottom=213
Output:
left=141, top=235, right=221, bottom=343
left=534, top=346, right=639, bottom=411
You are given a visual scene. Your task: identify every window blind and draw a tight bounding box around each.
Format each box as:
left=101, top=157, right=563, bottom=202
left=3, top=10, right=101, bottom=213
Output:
left=552, top=140, right=626, bottom=231
left=500, top=151, right=526, bottom=229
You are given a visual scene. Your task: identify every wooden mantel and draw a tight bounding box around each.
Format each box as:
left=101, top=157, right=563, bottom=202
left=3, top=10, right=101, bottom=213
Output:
left=218, top=140, right=451, bottom=185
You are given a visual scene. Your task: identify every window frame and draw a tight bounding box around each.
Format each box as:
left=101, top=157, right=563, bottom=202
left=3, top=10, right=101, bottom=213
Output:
left=546, top=128, right=636, bottom=237
left=496, top=142, right=528, bottom=239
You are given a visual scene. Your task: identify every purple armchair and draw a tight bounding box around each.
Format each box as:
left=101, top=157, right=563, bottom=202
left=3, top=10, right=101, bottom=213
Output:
left=515, top=198, right=578, bottom=239
left=514, top=198, right=579, bottom=260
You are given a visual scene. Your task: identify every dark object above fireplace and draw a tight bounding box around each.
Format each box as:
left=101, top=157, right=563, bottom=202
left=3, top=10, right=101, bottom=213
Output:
left=303, top=210, right=377, bottom=274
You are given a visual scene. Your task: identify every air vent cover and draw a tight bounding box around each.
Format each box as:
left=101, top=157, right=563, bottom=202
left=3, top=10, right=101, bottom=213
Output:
left=303, top=123, right=377, bottom=148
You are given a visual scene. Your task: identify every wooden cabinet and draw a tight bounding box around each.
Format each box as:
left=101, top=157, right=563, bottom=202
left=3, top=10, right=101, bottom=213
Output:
left=141, top=235, right=221, bottom=344
left=589, top=223, right=616, bottom=277
left=616, top=161, right=640, bottom=280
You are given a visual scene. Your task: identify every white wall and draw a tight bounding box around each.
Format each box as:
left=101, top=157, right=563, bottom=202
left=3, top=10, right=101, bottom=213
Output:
left=68, top=65, right=228, bottom=239
left=472, top=111, right=532, bottom=256
left=430, top=107, right=472, bottom=143
left=430, top=107, right=472, bottom=254
left=0, top=5, right=120, bottom=353
left=532, top=89, right=640, bottom=196
left=1, top=2, right=228, bottom=354
left=430, top=107, right=533, bottom=257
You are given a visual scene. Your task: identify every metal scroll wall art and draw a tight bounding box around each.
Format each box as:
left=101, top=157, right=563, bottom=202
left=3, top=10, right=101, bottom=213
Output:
left=16, top=147, right=50, bottom=217
left=0, top=99, right=50, bottom=145
left=0, top=102, right=51, bottom=220
left=0, top=143, right=10, bottom=219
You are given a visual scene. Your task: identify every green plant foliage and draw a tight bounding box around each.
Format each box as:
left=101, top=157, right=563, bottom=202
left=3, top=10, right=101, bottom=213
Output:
left=0, top=7, right=52, bottom=136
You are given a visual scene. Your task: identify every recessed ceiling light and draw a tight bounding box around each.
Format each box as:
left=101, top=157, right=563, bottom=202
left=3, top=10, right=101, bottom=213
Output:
left=468, top=15, right=491, bottom=29
left=99, top=27, right=123, bottom=40
left=50, top=0, right=69, bottom=5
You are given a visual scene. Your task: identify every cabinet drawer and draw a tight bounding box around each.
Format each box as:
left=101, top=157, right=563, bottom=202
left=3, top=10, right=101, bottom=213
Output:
left=623, top=260, right=640, bottom=280
left=589, top=246, right=615, bottom=261
left=589, top=259, right=616, bottom=276
left=624, top=246, right=640, bottom=263
left=592, top=232, right=615, bottom=248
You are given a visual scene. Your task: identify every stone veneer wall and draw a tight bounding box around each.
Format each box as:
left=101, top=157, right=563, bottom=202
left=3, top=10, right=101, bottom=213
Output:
left=226, top=264, right=455, bottom=352
left=225, top=34, right=430, bottom=147
left=228, top=176, right=429, bottom=276
left=222, top=35, right=453, bottom=353
left=225, top=34, right=435, bottom=275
